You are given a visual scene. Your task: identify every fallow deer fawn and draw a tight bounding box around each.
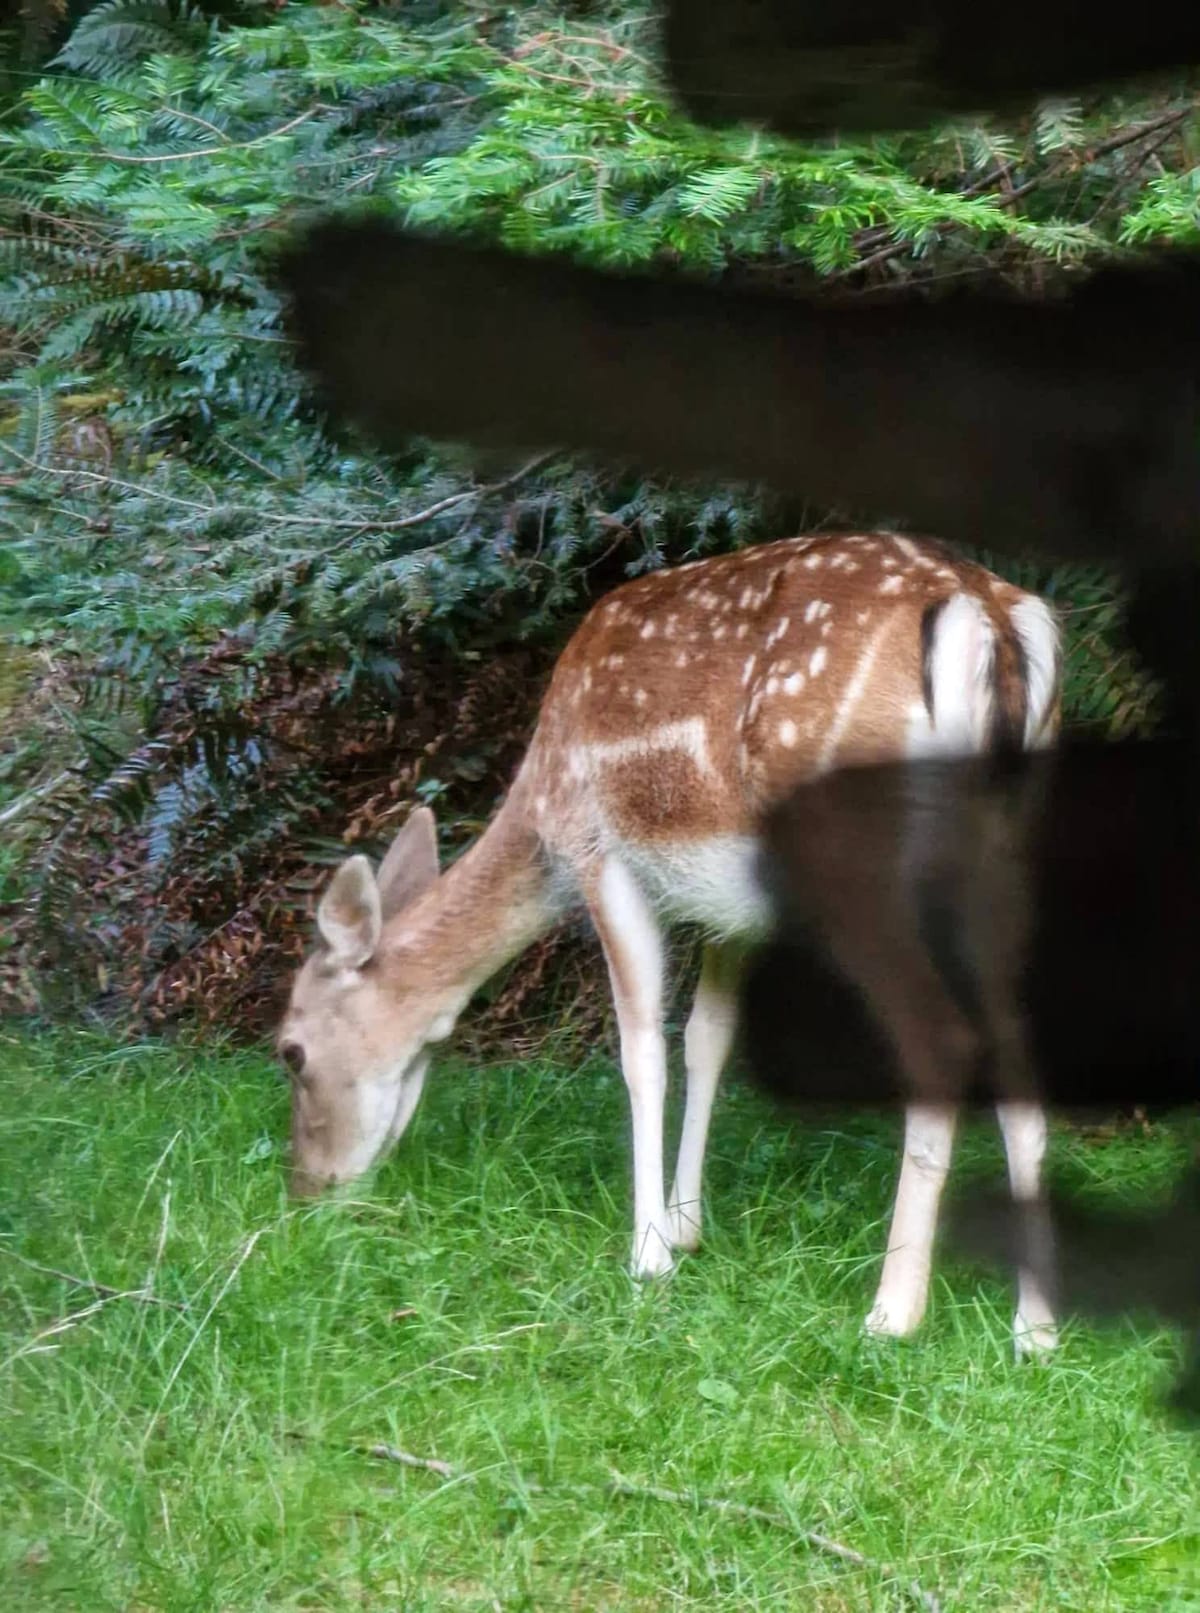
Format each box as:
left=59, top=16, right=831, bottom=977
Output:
left=278, top=530, right=1061, bottom=1352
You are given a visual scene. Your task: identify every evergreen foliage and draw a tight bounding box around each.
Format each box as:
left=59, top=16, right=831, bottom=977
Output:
left=0, top=0, right=1192, bottom=1024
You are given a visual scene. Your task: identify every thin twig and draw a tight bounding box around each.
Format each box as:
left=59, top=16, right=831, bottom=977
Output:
left=364, top=1444, right=942, bottom=1611
left=367, top=1443, right=456, bottom=1478
left=621, top=1481, right=851, bottom=1564
left=836, top=105, right=1193, bottom=281
left=1083, top=127, right=1184, bottom=225
left=0, top=444, right=561, bottom=535
left=317, top=452, right=560, bottom=558
left=952, top=109, right=1189, bottom=206
left=66, top=110, right=322, bottom=166
left=0, top=1247, right=188, bottom=1311
left=3, top=1291, right=145, bottom=1369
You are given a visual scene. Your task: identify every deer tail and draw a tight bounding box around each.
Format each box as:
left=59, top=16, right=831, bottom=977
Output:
left=921, top=590, right=1062, bottom=758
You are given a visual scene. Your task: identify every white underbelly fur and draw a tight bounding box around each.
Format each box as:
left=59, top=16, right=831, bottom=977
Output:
left=615, top=834, right=775, bottom=939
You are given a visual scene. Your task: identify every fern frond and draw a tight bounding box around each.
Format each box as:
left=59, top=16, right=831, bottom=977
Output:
left=53, top=0, right=215, bottom=78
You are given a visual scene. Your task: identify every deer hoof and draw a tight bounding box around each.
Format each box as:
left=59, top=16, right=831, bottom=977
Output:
left=630, top=1227, right=676, bottom=1280
left=1013, top=1314, right=1059, bottom=1360
left=666, top=1199, right=702, bottom=1252
left=863, top=1297, right=925, bottom=1339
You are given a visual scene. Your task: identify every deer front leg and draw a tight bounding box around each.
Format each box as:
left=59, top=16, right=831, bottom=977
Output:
left=667, top=942, right=741, bottom=1252
left=867, top=1102, right=959, bottom=1337
left=588, top=857, right=674, bottom=1279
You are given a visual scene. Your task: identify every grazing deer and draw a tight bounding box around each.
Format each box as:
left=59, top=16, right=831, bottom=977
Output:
left=277, top=530, right=1061, bottom=1352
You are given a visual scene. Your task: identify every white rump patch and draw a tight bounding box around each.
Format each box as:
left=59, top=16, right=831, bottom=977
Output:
left=1010, top=595, right=1061, bottom=748
left=909, top=592, right=995, bottom=758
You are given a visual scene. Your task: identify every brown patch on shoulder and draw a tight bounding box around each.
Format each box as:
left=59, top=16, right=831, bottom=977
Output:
left=598, top=749, right=734, bottom=840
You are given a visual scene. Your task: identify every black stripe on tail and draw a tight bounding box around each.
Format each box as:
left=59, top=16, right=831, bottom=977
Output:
left=919, top=596, right=1030, bottom=762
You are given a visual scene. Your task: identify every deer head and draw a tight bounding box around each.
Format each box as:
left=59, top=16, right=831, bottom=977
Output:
left=277, top=807, right=464, bottom=1197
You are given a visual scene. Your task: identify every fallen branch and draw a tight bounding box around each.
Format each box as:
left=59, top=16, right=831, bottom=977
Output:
left=367, top=1443, right=456, bottom=1478
left=364, top=1443, right=942, bottom=1612
left=0, top=1247, right=188, bottom=1312
left=0, top=770, right=81, bottom=830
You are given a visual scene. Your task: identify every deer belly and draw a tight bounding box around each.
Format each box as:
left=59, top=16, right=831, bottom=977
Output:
left=618, top=836, right=774, bottom=938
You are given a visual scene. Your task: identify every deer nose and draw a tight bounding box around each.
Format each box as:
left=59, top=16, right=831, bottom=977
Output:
left=289, top=1166, right=333, bottom=1200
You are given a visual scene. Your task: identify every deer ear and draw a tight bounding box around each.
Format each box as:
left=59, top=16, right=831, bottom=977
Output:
left=316, top=855, right=381, bottom=968
left=377, top=806, right=439, bottom=920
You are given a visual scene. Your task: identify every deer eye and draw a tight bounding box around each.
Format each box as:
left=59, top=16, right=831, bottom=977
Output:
left=280, top=1041, right=306, bottom=1078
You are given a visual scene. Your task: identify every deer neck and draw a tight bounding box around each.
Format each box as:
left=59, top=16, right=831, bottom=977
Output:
left=383, top=784, right=558, bottom=999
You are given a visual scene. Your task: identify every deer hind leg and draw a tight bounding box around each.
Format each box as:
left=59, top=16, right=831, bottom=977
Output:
left=852, top=956, right=979, bottom=1339
left=995, top=1097, right=1058, bottom=1357
left=968, top=814, right=1059, bottom=1357
left=867, top=1101, right=959, bottom=1338
left=667, top=942, right=742, bottom=1252
left=586, top=856, right=674, bottom=1279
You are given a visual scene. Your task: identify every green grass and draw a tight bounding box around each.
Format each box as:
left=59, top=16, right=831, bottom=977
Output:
left=2, top=1027, right=1198, bottom=1612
